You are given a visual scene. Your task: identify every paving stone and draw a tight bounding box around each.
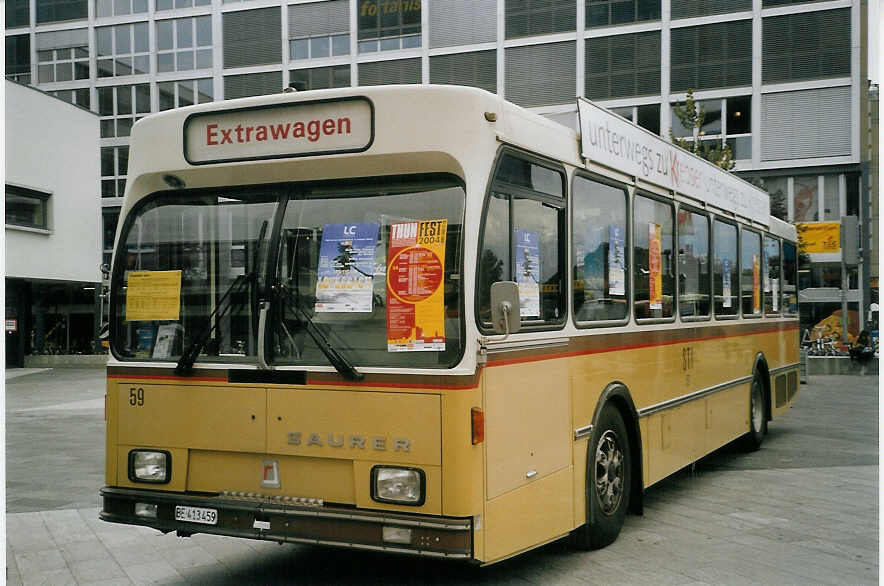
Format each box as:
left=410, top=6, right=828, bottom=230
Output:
left=121, top=560, right=184, bottom=585
left=68, top=557, right=128, bottom=584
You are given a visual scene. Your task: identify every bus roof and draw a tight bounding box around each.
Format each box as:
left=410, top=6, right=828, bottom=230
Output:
left=123, top=85, right=781, bottom=233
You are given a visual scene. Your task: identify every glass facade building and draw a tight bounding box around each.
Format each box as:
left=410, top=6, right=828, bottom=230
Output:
left=4, top=0, right=874, bottom=337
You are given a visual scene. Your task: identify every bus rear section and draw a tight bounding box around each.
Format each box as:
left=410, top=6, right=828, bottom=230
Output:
left=101, top=372, right=482, bottom=559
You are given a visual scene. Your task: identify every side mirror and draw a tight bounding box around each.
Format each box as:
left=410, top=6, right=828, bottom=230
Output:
left=490, top=281, right=521, bottom=336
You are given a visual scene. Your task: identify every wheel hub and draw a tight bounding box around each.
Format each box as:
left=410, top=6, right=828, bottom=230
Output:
left=595, top=430, right=624, bottom=515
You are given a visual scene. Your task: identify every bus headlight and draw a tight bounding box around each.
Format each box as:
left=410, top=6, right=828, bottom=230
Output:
left=371, top=466, right=425, bottom=506
left=128, top=450, right=171, bottom=483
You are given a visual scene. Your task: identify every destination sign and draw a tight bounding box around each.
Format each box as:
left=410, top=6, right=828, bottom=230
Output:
left=577, top=98, right=770, bottom=225
left=184, top=97, right=373, bottom=164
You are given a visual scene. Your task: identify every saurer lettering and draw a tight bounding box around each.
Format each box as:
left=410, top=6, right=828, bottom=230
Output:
left=287, top=432, right=410, bottom=452
left=205, top=117, right=352, bottom=146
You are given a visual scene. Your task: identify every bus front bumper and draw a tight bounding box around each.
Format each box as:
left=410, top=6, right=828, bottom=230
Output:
left=100, top=487, right=473, bottom=559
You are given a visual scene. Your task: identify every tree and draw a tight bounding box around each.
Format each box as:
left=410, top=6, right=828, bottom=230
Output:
left=669, top=89, right=736, bottom=171
left=747, top=176, right=787, bottom=222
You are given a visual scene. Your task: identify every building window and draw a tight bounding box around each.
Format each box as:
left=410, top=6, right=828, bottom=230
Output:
left=157, top=16, right=212, bottom=73
left=505, top=41, right=576, bottom=107
left=670, top=20, right=751, bottom=92
left=289, top=0, right=350, bottom=60
left=289, top=66, right=350, bottom=91
left=224, top=71, right=283, bottom=99
left=6, top=35, right=31, bottom=84
left=671, top=0, right=749, bottom=20
left=96, top=0, right=147, bottom=17
left=96, top=23, right=150, bottom=77
left=6, top=185, right=50, bottom=230
left=156, top=0, right=209, bottom=9
left=98, top=84, right=150, bottom=138
left=223, top=8, right=282, bottom=68
left=358, top=58, right=420, bottom=85
left=357, top=0, right=421, bottom=53
left=159, top=78, right=213, bottom=110
left=586, top=31, right=660, bottom=100
left=611, top=104, right=661, bottom=135
left=103, top=208, right=120, bottom=266
left=101, top=146, right=129, bottom=198
left=36, top=0, right=87, bottom=23
left=51, top=88, right=91, bottom=109
left=762, top=9, right=850, bottom=84
left=670, top=95, right=751, bottom=159
left=429, top=50, right=497, bottom=94
left=37, top=46, right=89, bottom=83
left=586, top=0, right=659, bottom=28
left=792, top=175, right=818, bottom=222
left=506, top=0, right=576, bottom=39
left=6, top=0, right=30, bottom=28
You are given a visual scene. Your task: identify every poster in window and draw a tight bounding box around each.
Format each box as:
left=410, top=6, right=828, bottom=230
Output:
left=722, top=259, right=732, bottom=308
left=753, top=253, right=761, bottom=313
left=514, top=229, right=541, bottom=318
left=608, top=224, right=625, bottom=296
left=762, top=248, right=771, bottom=293
left=125, top=270, right=182, bottom=322
left=772, top=279, right=779, bottom=312
left=314, top=223, right=379, bottom=313
left=648, top=223, right=662, bottom=310
left=386, top=219, right=447, bottom=352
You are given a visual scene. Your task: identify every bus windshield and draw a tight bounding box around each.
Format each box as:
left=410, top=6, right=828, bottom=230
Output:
left=111, top=176, right=466, bottom=370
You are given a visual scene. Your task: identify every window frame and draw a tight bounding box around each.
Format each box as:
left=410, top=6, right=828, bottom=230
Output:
left=739, top=225, right=763, bottom=319
left=711, top=215, right=740, bottom=320
left=632, top=190, right=676, bottom=325
left=6, top=184, right=51, bottom=231
left=781, top=239, right=799, bottom=317
left=762, top=233, right=782, bottom=317
left=570, top=170, right=631, bottom=329
left=676, top=202, right=712, bottom=323
left=475, top=145, right=568, bottom=335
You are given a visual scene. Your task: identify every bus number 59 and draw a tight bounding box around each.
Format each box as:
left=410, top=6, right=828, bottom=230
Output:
left=129, top=387, right=144, bottom=407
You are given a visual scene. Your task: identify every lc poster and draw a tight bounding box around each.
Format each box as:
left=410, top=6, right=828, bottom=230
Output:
left=314, top=223, right=379, bottom=313
left=386, top=219, right=447, bottom=352
left=608, top=224, right=625, bottom=296
left=753, top=253, right=761, bottom=313
left=515, top=229, right=541, bottom=318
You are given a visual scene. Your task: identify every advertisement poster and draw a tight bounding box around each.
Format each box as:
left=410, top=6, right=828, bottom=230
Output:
left=386, top=219, right=447, bottom=352
left=762, top=249, right=771, bottom=293
left=648, top=223, right=662, bottom=310
left=752, top=254, right=761, bottom=313
left=608, top=225, right=626, bottom=296
left=722, top=259, right=732, bottom=308
left=126, top=270, right=182, bottom=322
left=314, top=223, right=379, bottom=313
left=514, top=229, right=541, bottom=318
left=796, top=221, right=840, bottom=253
left=772, top=279, right=779, bottom=312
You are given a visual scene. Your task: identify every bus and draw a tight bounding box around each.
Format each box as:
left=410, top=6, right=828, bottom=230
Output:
left=100, top=84, right=800, bottom=565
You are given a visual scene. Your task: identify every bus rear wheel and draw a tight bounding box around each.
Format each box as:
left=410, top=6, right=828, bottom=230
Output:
left=571, top=404, right=631, bottom=550
left=742, top=372, right=768, bottom=451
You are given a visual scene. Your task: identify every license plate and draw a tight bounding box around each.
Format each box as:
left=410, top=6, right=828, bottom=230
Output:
left=175, top=505, right=218, bottom=525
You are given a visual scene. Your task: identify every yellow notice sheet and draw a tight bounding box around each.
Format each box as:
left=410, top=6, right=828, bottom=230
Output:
left=126, top=270, right=182, bottom=322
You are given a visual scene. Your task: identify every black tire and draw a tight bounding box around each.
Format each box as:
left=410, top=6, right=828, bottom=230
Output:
left=742, top=372, right=768, bottom=451
left=571, top=405, right=631, bottom=550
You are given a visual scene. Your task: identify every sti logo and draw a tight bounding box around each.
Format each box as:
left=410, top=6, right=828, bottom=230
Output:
left=261, top=460, right=280, bottom=489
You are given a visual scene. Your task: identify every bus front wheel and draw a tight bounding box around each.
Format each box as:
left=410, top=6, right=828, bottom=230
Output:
left=571, top=404, right=631, bottom=550
left=742, top=372, right=768, bottom=451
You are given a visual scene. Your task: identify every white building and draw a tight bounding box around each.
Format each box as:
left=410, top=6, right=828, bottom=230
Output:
left=5, top=80, right=101, bottom=366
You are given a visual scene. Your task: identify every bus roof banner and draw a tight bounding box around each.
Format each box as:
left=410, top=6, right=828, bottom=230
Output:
left=184, top=97, right=373, bottom=165
left=576, top=98, right=770, bottom=226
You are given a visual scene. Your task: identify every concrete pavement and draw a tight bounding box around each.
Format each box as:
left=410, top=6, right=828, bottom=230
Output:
left=5, top=368, right=879, bottom=584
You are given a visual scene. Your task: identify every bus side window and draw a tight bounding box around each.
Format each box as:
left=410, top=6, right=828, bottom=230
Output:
left=713, top=219, right=739, bottom=317
left=740, top=229, right=762, bottom=317
left=763, top=235, right=781, bottom=315
left=782, top=241, right=798, bottom=316
left=633, top=194, right=674, bottom=320
left=572, top=175, right=628, bottom=324
left=677, top=209, right=710, bottom=319
left=477, top=152, right=566, bottom=330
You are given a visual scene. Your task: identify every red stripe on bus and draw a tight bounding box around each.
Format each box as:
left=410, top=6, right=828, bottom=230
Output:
left=486, top=325, right=799, bottom=367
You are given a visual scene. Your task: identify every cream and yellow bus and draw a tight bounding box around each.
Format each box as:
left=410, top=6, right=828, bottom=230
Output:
left=100, top=84, right=800, bottom=564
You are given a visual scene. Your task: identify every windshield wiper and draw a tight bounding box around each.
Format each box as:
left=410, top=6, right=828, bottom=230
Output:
left=277, top=290, right=364, bottom=382
left=174, top=272, right=253, bottom=375
left=175, top=220, right=269, bottom=376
